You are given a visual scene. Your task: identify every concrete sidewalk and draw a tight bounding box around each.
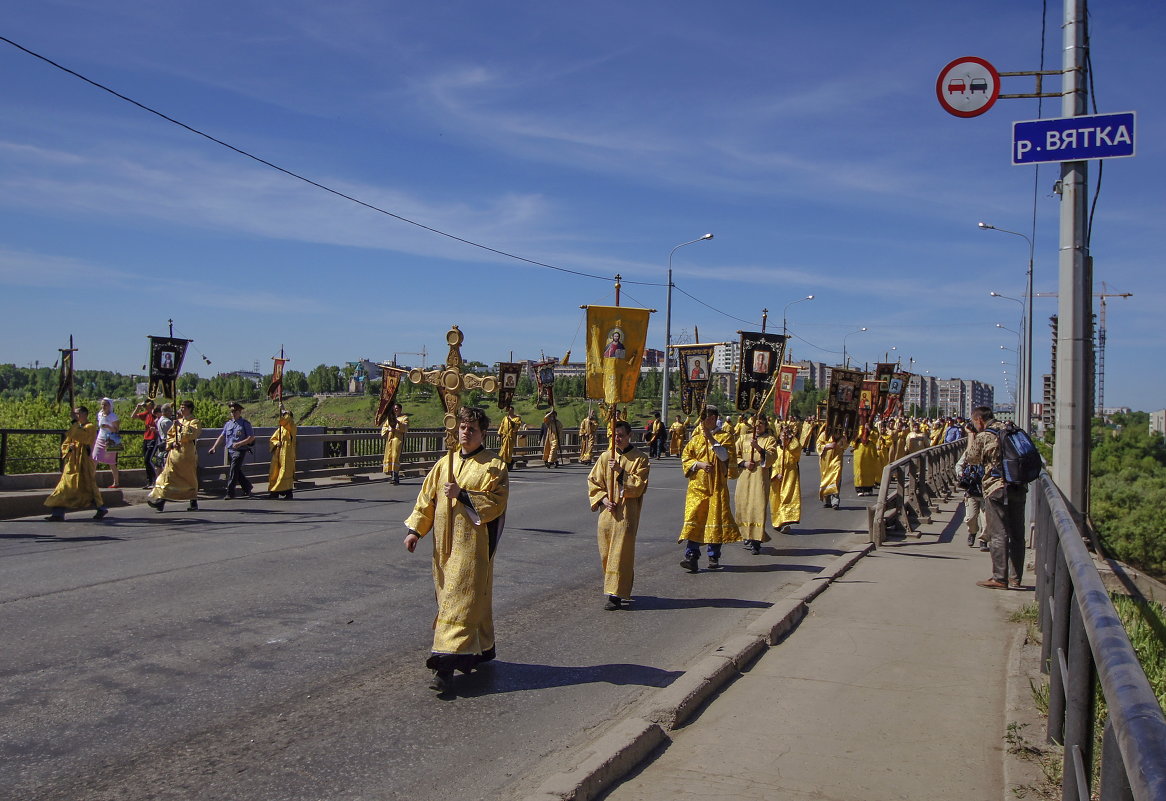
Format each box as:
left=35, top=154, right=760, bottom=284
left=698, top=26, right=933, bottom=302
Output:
left=525, top=498, right=1036, bottom=801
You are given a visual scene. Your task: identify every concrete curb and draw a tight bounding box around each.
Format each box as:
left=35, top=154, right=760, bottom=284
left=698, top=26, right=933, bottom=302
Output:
left=522, top=542, right=875, bottom=801
left=525, top=717, right=666, bottom=801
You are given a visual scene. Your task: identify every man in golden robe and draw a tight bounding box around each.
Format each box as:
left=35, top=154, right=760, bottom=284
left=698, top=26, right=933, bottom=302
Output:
left=44, top=406, right=108, bottom=521
left=403, top=407, right=509, bottom=695
left=668, top=416, right=687, bottom=457
left=147, top=400, right=202, bottom=512
left=679, top=405, right=741, bottom=572
left=817, top=430, right=846, bottom=509
left=851, top=424, right=881, bottom=496
left=267, top=408, right=297, bottom=499
left=381, top=403, right=409, bottom=485
left=541, top=409, right=563, bottom=468
left=587, top=420, right=650, bottom=610
left=496, top=405, right=522, bottom=469
left=577, top=411, right=597, bottom=464
left=769, top=422, right=802, bottom=534
left=735, top=414, right=777, bottom=555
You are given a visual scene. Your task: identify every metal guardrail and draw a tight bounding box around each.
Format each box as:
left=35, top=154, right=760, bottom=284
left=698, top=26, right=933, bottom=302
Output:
left=1033, top=474, right=1166, bottom=801
left=868, top=440, right=963, bottom=544
left=0, top=424, right=603, bottom=480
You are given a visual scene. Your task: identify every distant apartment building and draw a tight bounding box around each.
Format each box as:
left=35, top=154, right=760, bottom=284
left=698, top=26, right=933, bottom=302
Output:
left=905, top=376, right=993, bottom=419
left=1150, top=410, right=1165, bottom=437
left=711, top=341, right=741, bottom=374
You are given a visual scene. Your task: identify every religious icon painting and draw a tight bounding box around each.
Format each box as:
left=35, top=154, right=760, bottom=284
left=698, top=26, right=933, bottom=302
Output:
left=147, top=334, right=191, bottom=400
left=603, top=328, right=627, bottom=359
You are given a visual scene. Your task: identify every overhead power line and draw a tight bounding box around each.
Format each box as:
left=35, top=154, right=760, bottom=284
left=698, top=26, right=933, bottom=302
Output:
left=0, top=35, right=666, bottom=287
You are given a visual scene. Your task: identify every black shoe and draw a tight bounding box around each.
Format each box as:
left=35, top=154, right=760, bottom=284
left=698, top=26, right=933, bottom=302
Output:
left=241, top=489, right=253, bottom=498
left=225, top=491, right=236, bottom=500
left=749, top=542, right=762, bottom=555
left=187, top=501, right=198, bottom=511
left=680, top=557, right=699, bottom=573
left=93, top=508, right=108, bottom=520
left=44, top=514, right=64, bottom=522
left=282, top=492, right=293, bottom=500
left=429, top=670, right=454, bottom=694
left=147, top=498, right=165, bottom=512
left=478, top=645, right=496, bottom=664
left=822, top=500, right=832, bottom=508
left=967, top=534, right=976, bottom=547
left=392, top=473, right=400, bottom=485
left=604, top=595, right=622, bottom=611
left=708, top=557, right=721, bottom=570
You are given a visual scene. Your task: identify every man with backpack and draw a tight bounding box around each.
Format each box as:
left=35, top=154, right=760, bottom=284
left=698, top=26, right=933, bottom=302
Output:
left=964, top=406, right=1030, bottom=590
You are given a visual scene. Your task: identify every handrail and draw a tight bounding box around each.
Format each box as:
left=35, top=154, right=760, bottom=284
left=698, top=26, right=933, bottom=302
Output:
left=868, top=439, right=964, bottom=544
left=1033, top=473, right=1166, bottom=801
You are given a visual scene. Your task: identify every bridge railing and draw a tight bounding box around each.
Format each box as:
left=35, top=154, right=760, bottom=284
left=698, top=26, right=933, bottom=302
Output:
left=0, top=424, right=599, bottom=487
left=868, top=440, right=964, bottom=544
left=1034, top=474, right=1166, bottom=801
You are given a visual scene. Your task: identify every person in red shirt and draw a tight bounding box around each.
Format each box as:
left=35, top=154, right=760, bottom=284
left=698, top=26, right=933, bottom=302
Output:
left=132, top=399, right=159, bottom=489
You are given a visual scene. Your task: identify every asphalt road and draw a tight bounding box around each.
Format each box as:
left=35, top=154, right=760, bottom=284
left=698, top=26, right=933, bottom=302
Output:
left=0, top=450, right=869, bottom=801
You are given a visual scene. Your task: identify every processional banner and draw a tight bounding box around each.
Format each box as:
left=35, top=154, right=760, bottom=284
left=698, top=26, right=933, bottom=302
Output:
left=882, top=371, right=912, bottom=417
left=735, top=332, right=787, bottom=412
left=374, top=367, right=402, bottom=427
left=534, top=360, right=557, bottom=408
left=858, top=379, right=881, bottom=426
left=772, top=364, right=799, bottom=419
left=268, top=358, right=287, bottom=401
left=496, top=362, right=522, bottom=409
left=55, top=341, right=75, bottom=409
left=825, top=366, right=864, bottom=439
left=585, top=305, right=650, bottom=405
left=146, top=336, right=191, bottom=401
left=673, top=343, right=715, bottom=416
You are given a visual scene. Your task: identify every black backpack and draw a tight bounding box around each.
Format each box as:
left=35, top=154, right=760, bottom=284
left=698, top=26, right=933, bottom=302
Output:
left=993, top=422, right=1042, bottom=485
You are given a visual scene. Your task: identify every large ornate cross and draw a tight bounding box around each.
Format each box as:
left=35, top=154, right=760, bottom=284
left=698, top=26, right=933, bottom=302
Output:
left=408, top=325, right=499, bottom=450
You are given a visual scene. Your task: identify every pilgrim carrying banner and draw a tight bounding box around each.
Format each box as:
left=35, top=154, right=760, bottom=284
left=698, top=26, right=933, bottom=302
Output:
left=585, top=305, right=650, bottom=405
left=496, top=362, right=522, bottom=409
left=735, top=331, right=787, bottom=412
left=147, top=336, right=191, bottom=400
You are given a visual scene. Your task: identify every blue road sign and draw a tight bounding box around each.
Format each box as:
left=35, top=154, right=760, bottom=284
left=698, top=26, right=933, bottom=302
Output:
left=1013, top=112, right=1135, bottom=165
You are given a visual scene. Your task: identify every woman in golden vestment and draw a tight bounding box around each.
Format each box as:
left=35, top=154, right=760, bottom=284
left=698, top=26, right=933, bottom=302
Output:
left=734, top=415, right=777, bottom=555
left=769, top=422, right=802, bottom=534
left=381, top=403, right=408, bottom=485
left=147, top=400, right=202, bottom=512
left=44, top=406, right=108, bottom=521
left=587, top=420, right=650, bottom=609
left=817, top=430, right=846, bottom=510
left=267, top=408, right=297, bottom=499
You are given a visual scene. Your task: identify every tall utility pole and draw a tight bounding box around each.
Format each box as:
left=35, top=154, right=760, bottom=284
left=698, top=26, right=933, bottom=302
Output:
left=1053, top=0, right=1091, bottom=513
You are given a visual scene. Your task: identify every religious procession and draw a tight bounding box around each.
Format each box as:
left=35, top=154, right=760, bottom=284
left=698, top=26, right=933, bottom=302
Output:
left=36, top=305, right=968, bottom=700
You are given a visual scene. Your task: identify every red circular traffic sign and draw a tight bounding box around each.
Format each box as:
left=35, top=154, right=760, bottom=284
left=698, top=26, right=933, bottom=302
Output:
left=936, top=56, right=1001, bottom=118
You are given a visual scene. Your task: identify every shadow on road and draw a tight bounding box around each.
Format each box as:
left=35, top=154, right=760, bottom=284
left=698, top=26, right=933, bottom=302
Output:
left=630, top=595, right=770, bottom=611
left=720, top=561, right=823, bottom=574
left=454, top=660, right=684, bottom=697
left=0, top=531, right=125, bottom=542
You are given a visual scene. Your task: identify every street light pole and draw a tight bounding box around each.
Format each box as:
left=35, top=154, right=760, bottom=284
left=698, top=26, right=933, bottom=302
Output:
left=662, top=234, right=714, bottom=429
left=981, top=222, right=1035, bottom=432
left=842, top=327, right=867, bottom=369
left=989, top=289, right=1028, bottom=429
left=782, top=295, right=814, bottom=339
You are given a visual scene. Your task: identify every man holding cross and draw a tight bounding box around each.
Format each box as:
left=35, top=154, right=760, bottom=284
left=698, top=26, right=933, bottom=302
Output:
left=403, top=406, right=509, bottom=695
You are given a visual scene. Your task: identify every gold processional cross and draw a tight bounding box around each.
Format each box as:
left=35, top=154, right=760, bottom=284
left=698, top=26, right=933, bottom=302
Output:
left=407, top=326, right=499, bottom=550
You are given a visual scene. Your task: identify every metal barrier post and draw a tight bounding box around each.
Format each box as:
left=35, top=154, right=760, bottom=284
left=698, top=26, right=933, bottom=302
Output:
left=1048, top=552, right=1071, bottom=744
left=1063, top=593, right=1097, bottom=800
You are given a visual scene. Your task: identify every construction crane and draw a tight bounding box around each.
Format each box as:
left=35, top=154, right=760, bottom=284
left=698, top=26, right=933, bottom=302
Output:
left=390, top=347, right=428, bottom=369
left=1034, top=283, right=1132, bottom=411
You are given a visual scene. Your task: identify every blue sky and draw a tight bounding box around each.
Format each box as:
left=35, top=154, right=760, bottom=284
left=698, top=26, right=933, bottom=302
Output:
left=2, top=1, right=1162, bottom=410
